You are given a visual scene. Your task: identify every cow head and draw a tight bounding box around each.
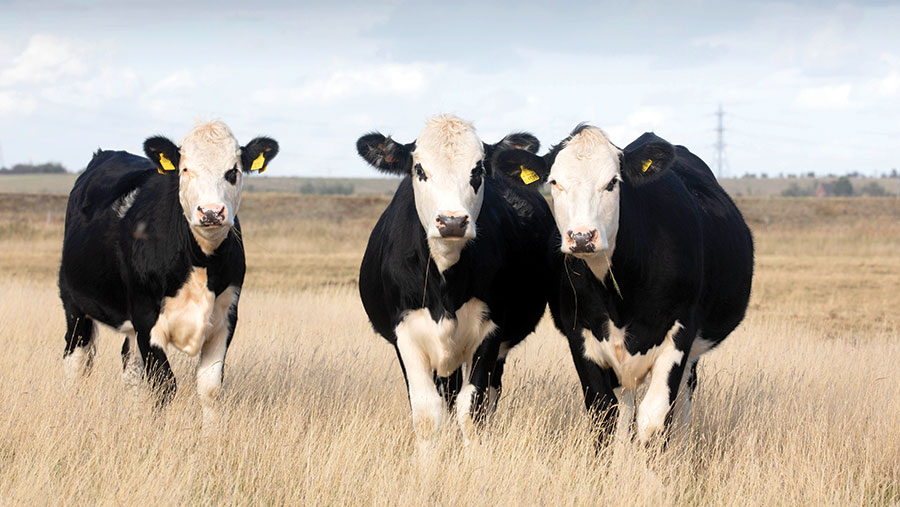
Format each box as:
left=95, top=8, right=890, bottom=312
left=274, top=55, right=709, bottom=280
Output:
left=144, top=121, right=278, bottom=253
left=357, top=114, right=538, bottom=271
left=495, top=125, right=674, bottom=279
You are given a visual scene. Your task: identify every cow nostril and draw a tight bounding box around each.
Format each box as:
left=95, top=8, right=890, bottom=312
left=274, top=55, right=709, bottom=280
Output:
left=588, top=230, right=596, bottom=239
left=567, top=230, right=575, bottom=240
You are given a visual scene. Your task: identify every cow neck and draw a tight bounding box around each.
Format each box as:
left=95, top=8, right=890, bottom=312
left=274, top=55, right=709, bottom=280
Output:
left=581, top=242, right=616, bottom=283
left=189, top=224, right=230, bottom=256
left=426, top=237, right=466, bottom=273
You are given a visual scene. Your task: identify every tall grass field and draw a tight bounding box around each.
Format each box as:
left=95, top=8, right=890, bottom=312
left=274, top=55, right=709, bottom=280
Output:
left=1, top=193, right=898, bottom=505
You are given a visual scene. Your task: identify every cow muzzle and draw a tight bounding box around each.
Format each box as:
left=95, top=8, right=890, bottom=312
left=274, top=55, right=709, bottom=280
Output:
left=435, top=213, right=470, bottom=239
left=566, top=227, right=599, bottom=254
left=196, top=204, right=227, bottom=227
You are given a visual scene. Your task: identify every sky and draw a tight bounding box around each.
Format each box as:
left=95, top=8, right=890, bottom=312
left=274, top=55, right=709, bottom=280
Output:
left=0, top=0, right=898, bottom=178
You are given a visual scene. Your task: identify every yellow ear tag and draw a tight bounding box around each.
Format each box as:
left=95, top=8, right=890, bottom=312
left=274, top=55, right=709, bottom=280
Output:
left=641, top=159, right=653, bottom=173
left=158, top=153, right=176, bottom=172
left=250, top=153, right=266, bottom=172
left=519, top=165, right=540, bottom=185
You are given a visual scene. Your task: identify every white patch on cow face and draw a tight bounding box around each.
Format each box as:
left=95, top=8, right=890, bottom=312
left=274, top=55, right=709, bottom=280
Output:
left=411, top=115, right=486, bottom=272
left=177, top=121, right=243, bottom=254
left=548, top=127, right=622, bottom=280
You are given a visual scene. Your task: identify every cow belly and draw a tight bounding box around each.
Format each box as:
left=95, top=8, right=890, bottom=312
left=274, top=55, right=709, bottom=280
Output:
left=398, top=298, right=497, bottom=377
left=150, top=268, right=234, bottom=356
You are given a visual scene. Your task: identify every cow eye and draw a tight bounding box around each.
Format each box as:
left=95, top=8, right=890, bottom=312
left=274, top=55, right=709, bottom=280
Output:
left=414, top=163, right=427, bottom=182
left=605, top=178, right=618, bottom=192
left=225, top=166, right=238, bottom=185
left=548, top=179, right=557, bottom=186
left=470, top=161, right=484, bottom=179
left=470, top=161, right=484, bottom=193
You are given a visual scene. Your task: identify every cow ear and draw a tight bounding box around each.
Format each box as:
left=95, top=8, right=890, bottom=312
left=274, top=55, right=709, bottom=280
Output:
left=620, top=132, right=675, bottom=185
left=144, top=136, right=180, bottom=175
left=356, top=132, right=413, bottom=175
left=493, top=149, right=549, bottom=188
left=242, top=137, right=279, bottom=174
left=490, top=132, right=540, bottom=155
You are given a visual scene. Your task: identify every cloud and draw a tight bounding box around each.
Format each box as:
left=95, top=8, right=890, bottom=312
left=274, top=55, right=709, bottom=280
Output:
left=0, top=91, right=36, bottom=115
left=252, top=62, right=443, bottom=107
left=0, top=34, right=87, bottom=86
left=794, top=84, right=853, bottom=110
left=876, top=71, right=900, bottom=97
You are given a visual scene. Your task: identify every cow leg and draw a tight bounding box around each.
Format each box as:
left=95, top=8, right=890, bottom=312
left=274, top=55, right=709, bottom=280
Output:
left=134, top=328, right=176, bottom=406
left=671, top=358, right=699, bottom=433
left=434, top=367, right=463, bottom=410
left=636, top=319, right=694, bottom=444
left=196, top=315, right=235, bottom=429
left=613, top=386, right=636, bottom=441
left=63, top=312, right=97, bottom=382
left=456, top=339, right=500, bottom=444
left=484, top=346, right=509, bottom=417
left=121, top=332, right=143, bottom=389
left=567, top=332, right=619, bottom=445
left=395, top=329, right=445, bottom=449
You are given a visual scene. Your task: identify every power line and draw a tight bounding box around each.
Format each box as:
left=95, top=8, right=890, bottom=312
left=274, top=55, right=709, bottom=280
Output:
left=715, top=103, right=725, bottom=179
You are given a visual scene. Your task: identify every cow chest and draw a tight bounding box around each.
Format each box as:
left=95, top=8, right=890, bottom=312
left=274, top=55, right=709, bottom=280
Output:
left=149, top=268, right=235, bottom=356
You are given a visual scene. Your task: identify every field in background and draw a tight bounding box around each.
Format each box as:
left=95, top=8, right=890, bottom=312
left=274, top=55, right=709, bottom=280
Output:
left=0, top=193, right=898, bottom=504
left=4, top=173, right=900, bottom=197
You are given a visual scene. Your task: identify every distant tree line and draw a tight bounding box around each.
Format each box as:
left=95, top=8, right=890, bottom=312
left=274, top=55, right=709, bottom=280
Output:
left=742, top=169, right=899, bottom=179
left=781, top=177, right=894, bottom=197
left=298, top=182, right=355, bottom=195
left=0, top=162, right=68, bottom=174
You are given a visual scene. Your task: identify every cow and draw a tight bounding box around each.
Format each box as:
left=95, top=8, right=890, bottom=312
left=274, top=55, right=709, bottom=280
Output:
left=58, top=120, right=278, bottom=422
left=495, top=125, right=754, bottom=444
left=356, top=114, right=555, bottom=448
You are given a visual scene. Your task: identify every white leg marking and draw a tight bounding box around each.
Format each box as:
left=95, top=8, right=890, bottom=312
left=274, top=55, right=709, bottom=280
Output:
left=196, top=287, right=238, bottom=429
left=64, top=322, right=97, bottom=383
left=197, top=327, right=228, bottom=429
left=455, top=383, right=478, bottom=446
left=613, top=386, right=636, bottom=441
left=122, top=331, right=143, bottom=389
left=636, top=321, right=685, bottom=444
left=395, top=319, right=446, bottom=450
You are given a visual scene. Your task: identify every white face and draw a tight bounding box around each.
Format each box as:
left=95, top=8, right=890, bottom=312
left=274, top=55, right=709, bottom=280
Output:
left=410, top=115, right=486, bottom=242
left=177, top=121, right=243, bottom=230
left=547, top=126, right=623, bottom=258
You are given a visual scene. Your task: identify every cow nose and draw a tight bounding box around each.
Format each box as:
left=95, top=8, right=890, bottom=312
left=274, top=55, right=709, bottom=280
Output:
left=196, top=204, right=227, bottom=226
left=567, top=227, right=598, bottom=253
left=435, top=213, right=470, bottom=238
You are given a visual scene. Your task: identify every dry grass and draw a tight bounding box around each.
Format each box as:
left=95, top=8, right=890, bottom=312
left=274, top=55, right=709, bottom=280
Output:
left=1, top=194, right=898, bottom=505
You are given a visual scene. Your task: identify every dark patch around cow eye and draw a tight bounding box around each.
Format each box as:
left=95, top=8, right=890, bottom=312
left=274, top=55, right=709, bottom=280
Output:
left=605, top=178, right=618, bottom=192
left=470, top=161, right=484, bottom=193
left=414, top=163, right=427, bottom=182
left=225, top=166, right=238, bottom=185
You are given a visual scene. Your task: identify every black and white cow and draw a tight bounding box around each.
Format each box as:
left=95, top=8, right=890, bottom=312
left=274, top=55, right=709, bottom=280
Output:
left=356, top=114, right=555, bottom=447
left=496, top=125, right=753, bottom=444
left=59, top=121, right=278, bottom=421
